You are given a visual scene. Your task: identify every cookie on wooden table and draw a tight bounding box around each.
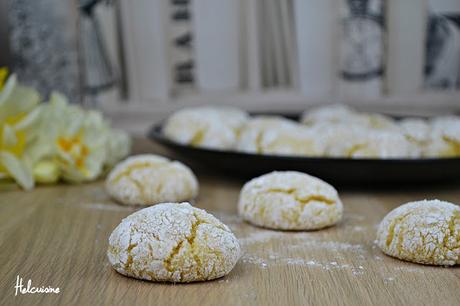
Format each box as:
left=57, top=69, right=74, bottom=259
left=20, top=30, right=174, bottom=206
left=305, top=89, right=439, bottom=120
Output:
left=238, top=171, right=343, bottom=230
left=107, top=202, right=241, bottom=282
left=106, top=154, right=198, bottom=206
left=377, top=199, right=460, bottom=266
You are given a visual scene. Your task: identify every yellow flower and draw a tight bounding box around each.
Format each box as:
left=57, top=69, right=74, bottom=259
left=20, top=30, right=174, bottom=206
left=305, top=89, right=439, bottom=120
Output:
left=33, top=159, right=59, bottom=184
left=0, top=75, right=41, bottom=190
left=0, top=67, right=8, bottom=90
left=34, top=92, right=109, bottom=182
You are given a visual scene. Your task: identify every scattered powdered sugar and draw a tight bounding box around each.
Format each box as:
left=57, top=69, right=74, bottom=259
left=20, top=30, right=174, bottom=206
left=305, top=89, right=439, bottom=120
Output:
left=284, top=258, right=354, bottom=271
left=215, top=211, right=434, bottom=282
left=240, top=252, right=367, bottom=274
left=238, top=230, right=292, bottom=246
left=383, top=277, right=395, bottom=284
left=289, top=240, right=367, bottom=253
left=240, top=254, right=269, bottom=269
left=80, top=202, right=135, bottom=212
left=392, top=266, right=425, bottom=274
left=352, top=226, right=365, bottom=232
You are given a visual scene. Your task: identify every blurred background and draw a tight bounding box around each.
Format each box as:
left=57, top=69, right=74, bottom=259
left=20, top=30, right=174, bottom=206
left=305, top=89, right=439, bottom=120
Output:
left=0, top=0, right=459, bottom=134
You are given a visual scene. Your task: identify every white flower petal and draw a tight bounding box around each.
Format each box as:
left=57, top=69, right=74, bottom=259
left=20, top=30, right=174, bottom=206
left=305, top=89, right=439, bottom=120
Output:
left=2, top=124, right=18, bottom=147
left=14, top=106, right=41, bottom=131
left=0, top=151, right=34, bottom=190
left=0, top=75, right=17, bottom=105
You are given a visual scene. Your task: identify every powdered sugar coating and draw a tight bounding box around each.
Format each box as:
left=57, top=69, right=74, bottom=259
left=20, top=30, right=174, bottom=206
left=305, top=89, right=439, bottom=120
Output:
left=236, top=116, right=324, bottom=156
left=163, top=106, right=249, bottom=150
left=238, top=171, right=343, bottom=230
left=106, top=154, right=198, bottom=206
left=301, top=104, right=358, bottom=125
left=377, top=199, right=460, bottom=266
left=399, top=118, right=431, bottom=144
left=316, top=125, right=420, bottom=158
left=301, top=104, right=396, bottom=130
left=423, top=116, right=460, bottom=157
left=107, top=202, right=241, bottom=282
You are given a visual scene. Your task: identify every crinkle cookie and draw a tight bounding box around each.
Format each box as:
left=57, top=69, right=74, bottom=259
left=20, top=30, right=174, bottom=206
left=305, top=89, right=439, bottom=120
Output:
left=238, top=171, right=343, bottom=230
left=377, top=199, right=460, bottom=266
left=107, top=202, right=241, bottom=282
left=106, top=154, right=198, bottom=206
left=163, top=106, right=249, bottom=149
left=236, top=116, right=324, bottom=156
left=399, top=118, right=431, bottom=145
left=300, top=104, right=358, bottom=125
left=301, top=104, right=396, bottom=130
left=323, top=127, right=420, bottom=158
left=423, top=116, right=460, bottom=158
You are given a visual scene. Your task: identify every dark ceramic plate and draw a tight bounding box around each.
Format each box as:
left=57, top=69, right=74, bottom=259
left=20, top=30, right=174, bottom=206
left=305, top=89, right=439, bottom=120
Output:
left=148, top=120, right=460, bottom=185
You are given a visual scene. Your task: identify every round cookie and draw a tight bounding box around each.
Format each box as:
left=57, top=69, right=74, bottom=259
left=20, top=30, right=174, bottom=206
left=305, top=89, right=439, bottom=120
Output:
left=423, top=116, right=460, bottom=158
left=399, top=118, right=431, bottom=145
left=301, top=104, right=396, bottom=130
left=107, top=202, right=241, bottom=282
left=236, top=116, right=324, bottom=156
left=238, top=171, right=343, bottom=230
left=106, top=154, right=198, bottom=206
left=318, top=125, right=419, bottom=158
left=163, top=106, right=248, bottom=150
left=301, top=104, right=358, bottom=126
left=377, top=199, right=460, bottom=266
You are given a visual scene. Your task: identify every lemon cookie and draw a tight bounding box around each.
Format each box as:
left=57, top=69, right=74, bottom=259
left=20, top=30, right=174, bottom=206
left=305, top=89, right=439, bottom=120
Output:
left=300, top=104, right=358, bottom=125
left=377, top=200, right=460, bottom=266
left=301, top=104, right=396, bottom=130
left=324, top=128, right=419, bottom=158
left=423, top=116, right=460, bottom=158
left=399, top=118, right=431, bottom=146
left=238, top=171, right=343, bottom=230
left=107, top=202, right=241, bottom=282
left=106, top=154, right=198, bottom=206
left=163, top=106, right=248, bottom=150
left=236, top=116, right=324, bottom=156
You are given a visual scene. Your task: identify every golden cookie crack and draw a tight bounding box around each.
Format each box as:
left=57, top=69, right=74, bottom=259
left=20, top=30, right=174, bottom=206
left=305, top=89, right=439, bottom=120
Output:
left=163, top=240, right=184, bottom=273
left=111, top=161, right=168, bottom=184
left=385, top=211, right=414, bottom=248
left=442, top=212, right=460, bottom=253
left=346, top=143, right=368, bottom=157
left=255, top=131, right=264, bottom=153
left=124, top=242, right=138, bottom=274
left=443, top=136, right=460, bottom=156
left=190, top=129, right=205, bottom=146
left=267, top=188, right=335, bottom=206
left=162, top=214, right=213, bottom=280
left=264, top=188, right=336, bottom=226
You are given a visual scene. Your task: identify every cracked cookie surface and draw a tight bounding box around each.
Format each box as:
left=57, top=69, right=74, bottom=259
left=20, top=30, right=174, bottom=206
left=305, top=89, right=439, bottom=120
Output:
left=106, top=154, right=198, bottom=206
left=236, top=116, right=325, bottom=157
left=238, top=171, right=343, bottom=230
left=107, top=202, right=241, bottom=282
left=163, top=106, right=248, bottom=150
left=377, top=199, right=460, bottom=266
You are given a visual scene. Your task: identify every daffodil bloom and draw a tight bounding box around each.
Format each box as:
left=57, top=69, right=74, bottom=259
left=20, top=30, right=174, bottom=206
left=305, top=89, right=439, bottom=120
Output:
left=34, top=92, right=109, bottom=183
left=0, top=75, right=41, bottom=190
left=33, top=159, right=60, bottom=184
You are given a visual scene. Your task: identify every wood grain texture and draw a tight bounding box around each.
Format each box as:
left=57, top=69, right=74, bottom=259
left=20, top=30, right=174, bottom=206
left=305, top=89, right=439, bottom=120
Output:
left=1, top=139, right=460, bottom=306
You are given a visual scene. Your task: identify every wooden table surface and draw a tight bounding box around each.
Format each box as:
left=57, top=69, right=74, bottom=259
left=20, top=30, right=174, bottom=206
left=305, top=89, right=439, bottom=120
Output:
left=1, top=139, right=460, bottom=306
